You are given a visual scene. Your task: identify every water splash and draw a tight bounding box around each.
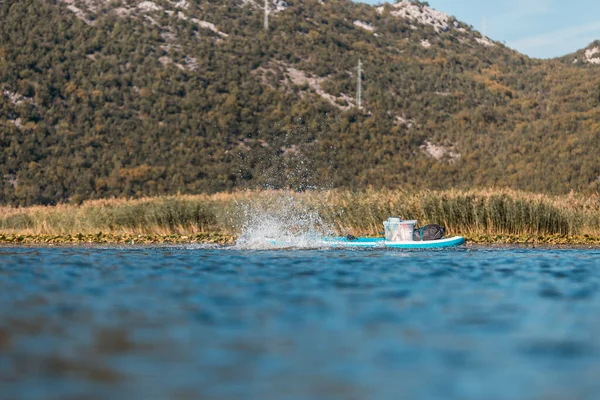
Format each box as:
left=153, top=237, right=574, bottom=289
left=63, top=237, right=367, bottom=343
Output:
left=232, top=118, right=339, bottom=249
left=234, top=194, right=333, bottom=250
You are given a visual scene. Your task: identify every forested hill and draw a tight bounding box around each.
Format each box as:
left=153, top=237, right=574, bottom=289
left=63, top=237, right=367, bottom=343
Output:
left=1, top=0, right=599, bottom=205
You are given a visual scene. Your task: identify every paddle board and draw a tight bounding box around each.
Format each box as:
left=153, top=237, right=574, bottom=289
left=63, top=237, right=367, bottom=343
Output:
left=265, top=236, right=465, bottom=249
left=322, top=236, right=465, bottom=249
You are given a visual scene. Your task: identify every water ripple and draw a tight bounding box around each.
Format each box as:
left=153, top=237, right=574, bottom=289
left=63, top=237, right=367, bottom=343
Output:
left=0, top=247, right=600, bottom=400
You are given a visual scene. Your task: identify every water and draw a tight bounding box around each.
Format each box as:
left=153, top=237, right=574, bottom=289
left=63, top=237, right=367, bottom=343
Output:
left=1, top=246, right=600, bottom=400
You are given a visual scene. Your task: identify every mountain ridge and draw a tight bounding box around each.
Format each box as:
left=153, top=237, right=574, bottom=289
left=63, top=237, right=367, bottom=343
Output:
left=560, top=40, right=600, bottom=66
left=0, top=0, right=598, bottom=205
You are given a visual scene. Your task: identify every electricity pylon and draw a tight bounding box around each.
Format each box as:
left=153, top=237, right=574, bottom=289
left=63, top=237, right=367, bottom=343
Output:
left=356, top=59, right=362, bottom=109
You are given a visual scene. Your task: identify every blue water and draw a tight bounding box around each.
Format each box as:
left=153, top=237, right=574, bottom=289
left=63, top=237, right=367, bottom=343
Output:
left=1, top=246, right=599, bottom=400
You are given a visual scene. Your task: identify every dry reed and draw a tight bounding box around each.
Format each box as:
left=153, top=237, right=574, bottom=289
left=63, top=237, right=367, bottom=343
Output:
left=0, top=189, right=598, bottom=237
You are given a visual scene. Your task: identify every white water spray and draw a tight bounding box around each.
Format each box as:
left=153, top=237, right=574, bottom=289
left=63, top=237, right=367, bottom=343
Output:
left=232, top=118, right=340, bottom=249
left=234, top=194, right=333, bottom=250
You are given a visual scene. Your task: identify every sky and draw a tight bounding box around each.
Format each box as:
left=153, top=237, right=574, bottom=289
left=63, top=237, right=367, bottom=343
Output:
left=356, top=0, right=600, bottom=58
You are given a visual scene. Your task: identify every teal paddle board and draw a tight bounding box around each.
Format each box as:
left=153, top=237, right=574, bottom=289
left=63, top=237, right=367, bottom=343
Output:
left=322, top=236, right=465, bottom=249
left=265, top=236, right=465, bottom=249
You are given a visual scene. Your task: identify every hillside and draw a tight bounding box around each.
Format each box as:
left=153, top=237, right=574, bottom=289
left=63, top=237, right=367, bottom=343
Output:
left=0, top=0, right=599, bottom=205
left=561, top=40, right=600, bottom=66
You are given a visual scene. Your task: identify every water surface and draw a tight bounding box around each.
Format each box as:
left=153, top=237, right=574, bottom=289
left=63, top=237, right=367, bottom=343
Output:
left=1, top=246, right=599, bottom=399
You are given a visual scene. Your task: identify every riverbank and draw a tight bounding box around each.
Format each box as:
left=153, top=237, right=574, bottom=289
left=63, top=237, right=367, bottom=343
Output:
left=0, top=233, right=234, bottom=245
left=462, top=233, right=600, bottom=246
left=1, top=189, right=599, bottom=245
left=0, top=233, right=599, bottom=247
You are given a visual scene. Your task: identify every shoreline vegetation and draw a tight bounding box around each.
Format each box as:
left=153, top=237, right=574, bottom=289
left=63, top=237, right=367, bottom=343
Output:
left=0, top=189, right=599, bottom=246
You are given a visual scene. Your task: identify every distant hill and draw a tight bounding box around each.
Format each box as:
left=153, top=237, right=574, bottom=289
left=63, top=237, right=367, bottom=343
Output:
left=0, top=0, right=599, bottom=205
left=561, top=40, right=600, bottom=66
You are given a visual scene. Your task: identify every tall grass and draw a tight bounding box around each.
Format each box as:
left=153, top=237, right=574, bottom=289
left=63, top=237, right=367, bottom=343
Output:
left=322, top=189, right=600, bottom=236
left=0, top=189, right=598, bottom=237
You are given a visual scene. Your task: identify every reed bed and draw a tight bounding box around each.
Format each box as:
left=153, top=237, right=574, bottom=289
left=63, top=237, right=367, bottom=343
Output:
left=0, top=189, right=598, bottom=238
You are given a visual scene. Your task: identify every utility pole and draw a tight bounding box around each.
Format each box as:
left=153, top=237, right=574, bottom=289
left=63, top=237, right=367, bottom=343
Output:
left=356, top=59, right=362, bottom=109
left=264, top=0, right=269, bottom=31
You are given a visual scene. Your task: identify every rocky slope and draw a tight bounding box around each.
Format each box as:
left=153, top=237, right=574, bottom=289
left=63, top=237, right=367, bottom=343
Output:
left=0, top=0, right=598, bottom=205
left=562, top=40, right=600, bottom=66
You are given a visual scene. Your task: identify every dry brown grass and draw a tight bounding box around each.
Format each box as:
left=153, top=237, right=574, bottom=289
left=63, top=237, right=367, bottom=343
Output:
left=0, top=189, right=598, bottom=237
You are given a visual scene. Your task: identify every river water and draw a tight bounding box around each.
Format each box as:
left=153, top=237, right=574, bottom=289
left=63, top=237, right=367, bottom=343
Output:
left=1, top=246, right=599, bottom=400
